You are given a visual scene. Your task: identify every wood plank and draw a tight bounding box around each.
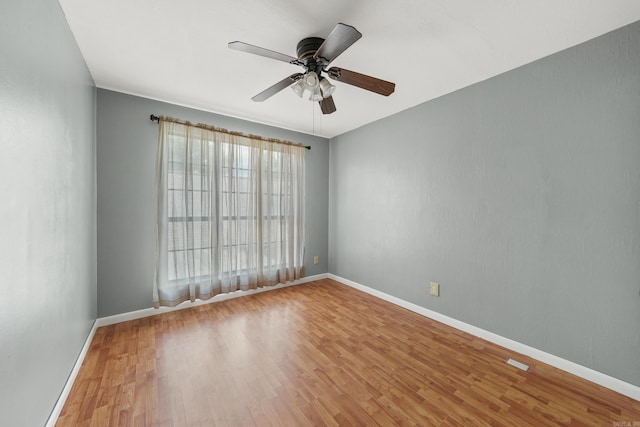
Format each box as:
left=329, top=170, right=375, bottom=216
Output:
left=57, top=279, right=640, bottom=426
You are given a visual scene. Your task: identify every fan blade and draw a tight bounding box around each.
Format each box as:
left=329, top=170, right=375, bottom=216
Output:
left=327, top=67, right=395, bottom=96
left=252, top=73, right=303, bottom=102
left=229, top=41, right=300, bottom=65
left=313, top=23, right=362, bottom=64
left=319, top=96, right=336, bottom=114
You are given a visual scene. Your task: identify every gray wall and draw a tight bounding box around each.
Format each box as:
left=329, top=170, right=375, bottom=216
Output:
left=329, top=21, right=640, bottom=386
left=0, top=1, right=97, bottom=426
left=97, top=89, right=329, bottom=317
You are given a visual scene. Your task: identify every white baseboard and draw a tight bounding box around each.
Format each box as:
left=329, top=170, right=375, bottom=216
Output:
left=95, top=273, right=329, bottom=327
left=328, top=273, right=640, bottom=401
left=45, top=321, right=98, bottom=427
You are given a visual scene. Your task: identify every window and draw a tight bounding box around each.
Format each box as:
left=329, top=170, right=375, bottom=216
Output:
left=154, top=120, right=305, bottom=308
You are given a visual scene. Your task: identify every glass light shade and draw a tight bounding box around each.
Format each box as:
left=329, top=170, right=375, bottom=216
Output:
left=309, top=87, right=323, bottom=101
left=291, top=80, right=305, bottom=98
left=303, top=72, right=319, bottom=90
left=319, top=78, right=336, bottom=98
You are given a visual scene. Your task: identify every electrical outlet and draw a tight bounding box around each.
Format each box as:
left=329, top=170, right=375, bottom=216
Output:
left=313, top=256, right=319, bottom=265
left=430, top=282, right=440, bottom=296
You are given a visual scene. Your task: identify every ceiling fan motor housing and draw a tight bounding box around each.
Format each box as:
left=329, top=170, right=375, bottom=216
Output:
left=296, top=37, right=324, bottom=60
left=296, top=37, right=326, bottom=73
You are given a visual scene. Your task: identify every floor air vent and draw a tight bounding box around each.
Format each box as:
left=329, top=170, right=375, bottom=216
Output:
left=507, top=358, right=530, bottom=371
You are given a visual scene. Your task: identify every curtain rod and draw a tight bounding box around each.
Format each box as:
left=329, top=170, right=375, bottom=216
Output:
left=149, top=114, right=311, bottom=150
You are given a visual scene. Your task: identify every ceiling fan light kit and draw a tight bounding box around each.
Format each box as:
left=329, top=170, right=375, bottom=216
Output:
left=291, top=72, right=335, bottom=100
left=229, top=23, right=395, bottom=115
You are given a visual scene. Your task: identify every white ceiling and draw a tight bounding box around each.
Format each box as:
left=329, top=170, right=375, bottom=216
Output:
left=58, top=0, right=640, bottom=138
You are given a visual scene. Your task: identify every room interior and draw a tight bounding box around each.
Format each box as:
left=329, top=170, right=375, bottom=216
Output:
left=1, top=0, right=640, bottom=425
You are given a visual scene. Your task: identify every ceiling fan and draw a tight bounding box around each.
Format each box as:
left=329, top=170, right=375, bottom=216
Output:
left=228, top=23, right=395, bottom=114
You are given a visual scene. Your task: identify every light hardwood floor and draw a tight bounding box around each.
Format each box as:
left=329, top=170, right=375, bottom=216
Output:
left=57, top=279, right=640, bottom=426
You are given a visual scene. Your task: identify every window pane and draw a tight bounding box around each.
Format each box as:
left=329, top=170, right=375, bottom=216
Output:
left=168, top=222, right=186, bottom=250
left=192, top=191, right=202, bottom=217
left=168, top=170, right=184, bottom=189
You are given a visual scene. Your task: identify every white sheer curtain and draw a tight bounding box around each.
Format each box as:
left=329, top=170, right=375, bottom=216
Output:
left=154, top=120, right=305, bottom=308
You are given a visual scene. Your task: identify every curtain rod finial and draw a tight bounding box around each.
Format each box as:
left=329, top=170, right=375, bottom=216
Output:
left=150, top=114, right=160, bottom=123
